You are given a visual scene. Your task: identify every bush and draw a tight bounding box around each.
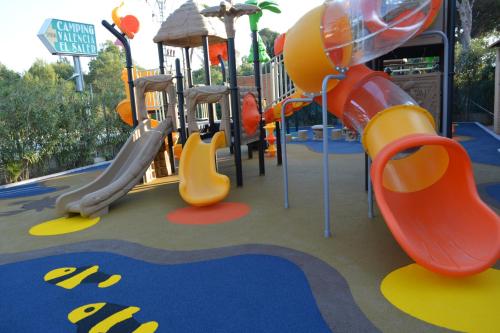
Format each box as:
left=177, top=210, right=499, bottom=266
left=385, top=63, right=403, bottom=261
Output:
left=454, top=34, right=498, bottom=123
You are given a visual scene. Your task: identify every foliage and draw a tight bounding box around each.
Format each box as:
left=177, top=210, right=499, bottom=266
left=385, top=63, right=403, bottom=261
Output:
left=0, top=42, right=131, bottom=184
left=259, top=28, right=279, bottom=59
left=192, top=65, right=224, bottom=86
left=458, top=0, right=500, bottom=39
left=237, top=59, right=255, bottom=76
left=454, top=33, right=498, bottom=122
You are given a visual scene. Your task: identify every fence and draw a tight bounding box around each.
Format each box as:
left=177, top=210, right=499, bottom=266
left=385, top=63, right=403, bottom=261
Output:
left=260, top=54, right=296, bottom=107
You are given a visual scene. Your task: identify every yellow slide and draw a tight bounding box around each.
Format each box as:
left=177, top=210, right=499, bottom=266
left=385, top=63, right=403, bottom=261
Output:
left=178, top=131, right=230, bottom=206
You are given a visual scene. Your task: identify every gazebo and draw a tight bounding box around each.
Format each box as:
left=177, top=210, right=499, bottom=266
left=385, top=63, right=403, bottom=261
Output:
left=153, top=0, right=228, bottom=132
left=153, top=0, right=227, bottom=48
left=489, top=39, right=500, bottom=134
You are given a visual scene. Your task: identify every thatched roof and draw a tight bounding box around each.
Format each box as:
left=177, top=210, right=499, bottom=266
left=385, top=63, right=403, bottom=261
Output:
left=201, top=2, right=260, bottom=18
left=153, top=0, right=227, bottom=47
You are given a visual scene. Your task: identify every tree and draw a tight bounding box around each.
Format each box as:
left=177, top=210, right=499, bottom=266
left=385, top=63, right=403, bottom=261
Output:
left=259, top=28, right=280, bottom=59
left=237, top=58, right=255, bottom=76
left=0, top=61, right=64, bottom=181
left=454, top=34, right=497, bottom=122
left=26, top=59, right=57, bottom=84
left=52, top=58, right=74, bottom=81
left=456, top=0, right=475, bottom=51
left=459, top=0, right=500, bottom=38
left=87, top=41, right=131, bottom=159
left=192, top=65, right=224, bottom=86
left=0, top=40, right=141, bottom=184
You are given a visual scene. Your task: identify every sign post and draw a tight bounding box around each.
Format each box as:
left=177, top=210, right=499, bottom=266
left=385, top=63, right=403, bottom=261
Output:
left=38, top=19, right=98, bottom=92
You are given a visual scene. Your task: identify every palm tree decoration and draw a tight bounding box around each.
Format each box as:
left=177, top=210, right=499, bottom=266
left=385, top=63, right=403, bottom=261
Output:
left=245, top=0, right=281, bottom=63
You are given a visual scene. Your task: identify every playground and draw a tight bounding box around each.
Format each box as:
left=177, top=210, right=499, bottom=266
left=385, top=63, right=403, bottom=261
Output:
left=0, top=0, right=499, bottom=332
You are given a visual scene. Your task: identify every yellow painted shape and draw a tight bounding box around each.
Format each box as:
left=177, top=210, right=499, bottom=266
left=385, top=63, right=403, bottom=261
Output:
left=362, top=105, right=436, bottom=159
left=179, top=132, right=230, bottom=207
left=98, top=274, right=122, bottom=288
left=133, top=321, right=159, bottom=333
left=44, top=267, right=76, bottom=281
left=381, top=264, right=500, bottom=332
left=89, top=306, right=140, bottom=333
left=50, top=266, right=98, bottom=289
left=68, top=302, right=106, bottom=323
left=29, top=216, right=100, bottom=236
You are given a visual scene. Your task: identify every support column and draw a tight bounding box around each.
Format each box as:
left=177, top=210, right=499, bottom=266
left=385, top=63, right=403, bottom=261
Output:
left=184, top=47, right=193, bottom=88
left=494, top=48, right=500, bottom=134
left=157, top=43, right=176, bottom=173
left=202, top=36, right=216, bottom=134
left=227, top=37, right=244, bottom=186
left=251, top=30, right=266, bottom=176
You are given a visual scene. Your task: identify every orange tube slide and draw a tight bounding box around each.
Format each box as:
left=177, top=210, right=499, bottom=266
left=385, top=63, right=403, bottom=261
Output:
left=371, top=134, right=500, bottom=276
left=320, top=65, right=500, bottom=276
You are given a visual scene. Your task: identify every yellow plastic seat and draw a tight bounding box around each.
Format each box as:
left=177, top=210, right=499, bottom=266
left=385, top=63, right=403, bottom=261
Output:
left=178, top=132, right=230, bottom=206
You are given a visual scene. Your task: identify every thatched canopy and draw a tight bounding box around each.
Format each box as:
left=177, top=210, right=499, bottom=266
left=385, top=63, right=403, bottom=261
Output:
left=153, top=0, right=227, bottom=47
left=201, top=1, right=260, bottom=38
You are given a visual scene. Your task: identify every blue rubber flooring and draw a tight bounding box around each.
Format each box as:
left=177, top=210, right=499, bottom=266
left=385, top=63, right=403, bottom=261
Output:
left=0, top=183, right=60, bottom=200
left=0, top=163, right=109, bottom=200
left=485, top=183, right=500, bottom=205
left=0, top=252, right=331, bottom=333
left=455, top=123, right=500, bottom=166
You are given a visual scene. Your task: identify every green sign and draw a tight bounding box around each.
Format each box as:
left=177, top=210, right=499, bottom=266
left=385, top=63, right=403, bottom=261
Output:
left=38, top=19, right=97, bottom=56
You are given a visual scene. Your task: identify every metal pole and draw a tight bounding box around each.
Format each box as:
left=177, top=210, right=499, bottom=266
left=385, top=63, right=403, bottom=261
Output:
left=202, top=36, right=216, bottom=133
left=275, top=120, right=282, bottom=165
left=72, top=56, right=84, bottom=92
left=421, top=30, right=450, bottom=137
left=280, top=98, right=314, bottom=209
left=227, top=37, right=243, bottom=186
left=158, top=43, right=176, bottom=173
left=218, top=55, right=227, bottom=83
left=364, top=153, right=369, bottom=191
left=367, top=156, right=374, bottom=219
left=175, top=59, right=187, bottom=146
left=321, top=73, right=346, bottom=238
left=102, top=20, right=138, bottom=127
left=252, top=30, right=266, bottom=176
left=445, top=0, right=456, bottom=138
left=184, top=47, right=193, bottom=88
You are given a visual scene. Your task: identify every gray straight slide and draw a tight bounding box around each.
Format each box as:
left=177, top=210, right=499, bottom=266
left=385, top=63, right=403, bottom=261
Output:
left=56, top=75, right=177, bottom=217
left=56, top=119, right=172, bottom=217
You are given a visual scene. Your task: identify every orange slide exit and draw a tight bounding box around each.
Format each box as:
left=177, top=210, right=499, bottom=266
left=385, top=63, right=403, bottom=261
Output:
left=371, top=134, right=500, bottom=276
left=326, top=65, right=500, bottom=276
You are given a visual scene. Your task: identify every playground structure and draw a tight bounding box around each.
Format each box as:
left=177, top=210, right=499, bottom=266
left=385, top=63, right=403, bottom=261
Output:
left=52, top=0, right=498, bottom=277
left=56, top=0, right=264, bottom=214
left=56, top=76, right=177, bottom=217
left=2, top=1, right=500, bottom=332
left=262, top=0, right=499, bottom=276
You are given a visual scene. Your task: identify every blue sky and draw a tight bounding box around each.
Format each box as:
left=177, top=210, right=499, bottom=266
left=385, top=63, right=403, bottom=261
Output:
left=0, top=0, right=323, bottom=73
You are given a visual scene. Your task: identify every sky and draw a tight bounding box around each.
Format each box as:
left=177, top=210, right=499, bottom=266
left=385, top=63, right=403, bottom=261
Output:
left=0, top=0, right=324, bottom=74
